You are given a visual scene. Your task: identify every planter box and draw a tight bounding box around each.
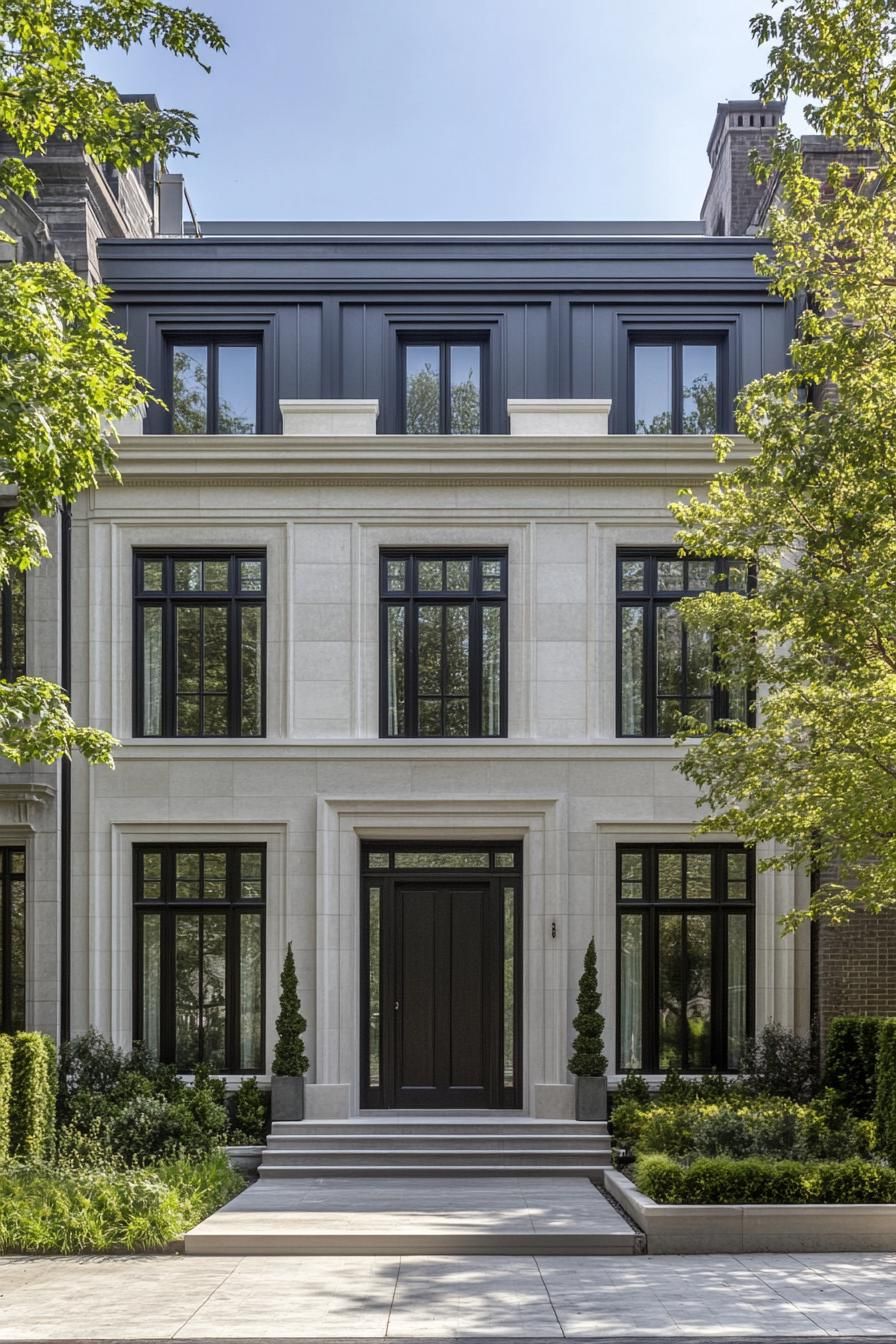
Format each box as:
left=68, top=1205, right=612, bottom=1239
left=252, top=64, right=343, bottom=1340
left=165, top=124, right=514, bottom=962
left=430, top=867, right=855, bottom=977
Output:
left=225, top=1145, right=264, bottom=1181
left=605, top=1168, right=896, bottom=1254
left=271, top=1074, right=304, bottom=1122
left=575, top=1075, right=607, bottom=1122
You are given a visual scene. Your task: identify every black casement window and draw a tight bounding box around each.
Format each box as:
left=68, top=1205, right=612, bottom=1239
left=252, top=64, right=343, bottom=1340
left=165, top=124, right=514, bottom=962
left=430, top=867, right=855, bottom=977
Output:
left=0, top=847, right=25, bottom=1035
left=0, top=570, right=25, bottom=681
left=133, top=844, right=264, bottom=1073
left=135, top=552, right=265, bottom=738
left=617, top=551, right=751, bottom=737
left=380, top=551, right=507, bottom=738
left=617, top=844, right=754, bottom=1073
left=401, top=339, right=486, bottom=434
left=631, top=338, right=722, bottom=434
left=168, top=339, right=260, bottom=434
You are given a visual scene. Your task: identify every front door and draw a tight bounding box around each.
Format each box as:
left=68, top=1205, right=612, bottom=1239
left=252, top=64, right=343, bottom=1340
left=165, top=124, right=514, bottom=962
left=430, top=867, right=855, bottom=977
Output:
left=361, top=842, right=522, bottom=1109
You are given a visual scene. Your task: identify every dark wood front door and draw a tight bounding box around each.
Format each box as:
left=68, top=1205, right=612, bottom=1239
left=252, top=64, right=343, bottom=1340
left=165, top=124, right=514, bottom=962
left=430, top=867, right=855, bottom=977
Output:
left=394, top=881, right=497, bottom=1108
left=360, top=842, right=522, bottom=1110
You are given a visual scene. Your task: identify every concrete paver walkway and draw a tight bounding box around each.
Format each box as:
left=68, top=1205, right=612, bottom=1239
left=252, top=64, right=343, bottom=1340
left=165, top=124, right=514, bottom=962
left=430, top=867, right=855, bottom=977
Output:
left=184, top=1178, right=639, bottom=1255
left=3, top=1251, right=896, bottom=1337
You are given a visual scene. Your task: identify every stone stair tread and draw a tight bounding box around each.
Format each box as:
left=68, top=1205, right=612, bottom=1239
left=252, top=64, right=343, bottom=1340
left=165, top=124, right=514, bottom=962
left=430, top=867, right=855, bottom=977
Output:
left=258, top=1163, right=611, bottom=1178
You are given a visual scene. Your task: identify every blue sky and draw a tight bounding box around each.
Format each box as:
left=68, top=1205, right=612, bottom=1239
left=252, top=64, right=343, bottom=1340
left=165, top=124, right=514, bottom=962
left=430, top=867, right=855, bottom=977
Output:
left=87, top=0, right=806, bottom=222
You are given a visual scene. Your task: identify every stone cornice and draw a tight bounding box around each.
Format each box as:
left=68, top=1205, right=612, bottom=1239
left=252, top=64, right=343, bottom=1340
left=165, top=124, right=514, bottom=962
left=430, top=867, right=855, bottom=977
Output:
left=110, top=434, right=751, bottom=487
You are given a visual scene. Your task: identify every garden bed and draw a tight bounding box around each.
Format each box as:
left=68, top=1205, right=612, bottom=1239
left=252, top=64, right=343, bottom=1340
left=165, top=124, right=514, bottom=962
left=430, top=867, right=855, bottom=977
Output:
left=606, top=1168, right=896, bottom=1253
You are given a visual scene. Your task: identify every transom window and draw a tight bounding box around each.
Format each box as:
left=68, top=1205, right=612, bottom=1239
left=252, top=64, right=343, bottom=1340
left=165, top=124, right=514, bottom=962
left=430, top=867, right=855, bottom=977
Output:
left=135, top=552, right=265, bottom=738
left=134, top=844, right=264, bottom=1073
left=632, top=338, right=722, bottom=434
left=617, top=844, right=753, bottom=1074
left=169, top=339, right=260, bottom=434
left=0, top=847, right=25, bottom=1035
left=0, top=570, right=25, bottom=682
left=380, top=551, right=507, bottom=738
left=617, top=551, right=751, bottom=737
left=401, top=340, right=485, bottom=434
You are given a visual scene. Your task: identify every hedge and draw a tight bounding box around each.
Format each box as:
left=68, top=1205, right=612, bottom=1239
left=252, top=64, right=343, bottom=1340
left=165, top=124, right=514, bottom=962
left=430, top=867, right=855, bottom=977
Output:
left=0, top=1035, right=11, bottom=1161
left=9, top=1032, right=56, bottom=1161
left=874, top=1018, right=896, bottom=1164
left=825, top=1016, right=881, bottom=1118
left=634, top=1153, right=896, bottom=1205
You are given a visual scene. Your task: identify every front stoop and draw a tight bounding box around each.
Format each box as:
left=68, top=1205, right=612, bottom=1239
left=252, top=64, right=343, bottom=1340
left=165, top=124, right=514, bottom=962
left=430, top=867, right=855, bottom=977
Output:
left=257, top=1115, right=612, bottom=1180
left=184, top=1175, right=641, bottom=1256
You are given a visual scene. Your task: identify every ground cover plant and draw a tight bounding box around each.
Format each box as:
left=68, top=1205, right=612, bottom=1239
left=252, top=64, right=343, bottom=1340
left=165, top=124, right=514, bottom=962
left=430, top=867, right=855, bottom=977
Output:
left=0, top=1030, right=248, bottom=1252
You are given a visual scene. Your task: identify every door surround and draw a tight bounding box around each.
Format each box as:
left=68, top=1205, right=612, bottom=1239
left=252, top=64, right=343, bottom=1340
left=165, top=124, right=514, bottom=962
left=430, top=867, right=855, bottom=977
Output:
left=312, top=795, right=569, bottom=1118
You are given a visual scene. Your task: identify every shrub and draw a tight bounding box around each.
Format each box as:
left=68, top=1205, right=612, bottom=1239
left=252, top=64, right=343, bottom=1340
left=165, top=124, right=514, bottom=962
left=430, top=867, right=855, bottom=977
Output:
left=607, top=1097, right=648, bottom=1149
left=10, top=1033, right=56, bottom=1160
left=656, top=1065, right=697, bottom=1104
left=874, top=1018, right=896, bottom=1164
left=634, top=1154, right=896, bottom=1206
left=568, top=938, right=606, bottom=1076
left=613, top=1073, right=650, bottom=1107
left=825, top=1016, right=881, bottom=1118
left=0, top=1035, right=12, bottom=1161
left=272, top=942, right=309, bottom=1076
left=230, top=1076, right=268, bottom=1145
left=695, top=1072, right=731, bottom=1101
left=738, top=1021, right=817, bottom=1101
left=0, top=1152, right=244, bottom=1253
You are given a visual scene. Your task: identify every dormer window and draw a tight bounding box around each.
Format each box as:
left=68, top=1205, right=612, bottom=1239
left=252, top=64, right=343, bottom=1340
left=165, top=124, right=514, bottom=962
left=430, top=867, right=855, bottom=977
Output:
left=631, top=338, right=722, bottom=435
left=401, top=339, right=486, bottom=434
left=168, top=338, right=260, bottom=434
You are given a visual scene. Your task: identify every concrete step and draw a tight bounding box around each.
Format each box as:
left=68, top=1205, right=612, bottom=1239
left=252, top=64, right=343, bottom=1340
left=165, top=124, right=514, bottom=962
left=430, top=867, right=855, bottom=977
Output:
left=264, top=1134, right=611, bottom=1152
left=269, top=1121, right=609, bottom=1137
left=259, top=1163, right=611, bottom=1179
left=261, top=1146, right=610, bottom=1166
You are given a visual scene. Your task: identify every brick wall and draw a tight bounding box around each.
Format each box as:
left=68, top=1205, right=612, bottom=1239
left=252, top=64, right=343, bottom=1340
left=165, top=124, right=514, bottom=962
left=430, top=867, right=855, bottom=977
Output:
left=815, top=909, right=896, bottom=1041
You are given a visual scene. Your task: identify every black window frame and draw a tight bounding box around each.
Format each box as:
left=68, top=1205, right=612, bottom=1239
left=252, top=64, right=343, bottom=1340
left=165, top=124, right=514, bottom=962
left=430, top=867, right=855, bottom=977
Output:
left=400, top=336, right=489, bottom=434
left=616, top=549, right=754, bottom=738
left=0, top=569, right=25, bottom=682
left=133, top=842, right=266, bottom=1074
left=133, top=550, right=267, bottom=739
left=379, top=549, right=508, bottom=739
left=629, top=335, right=725, bottom=435
left=166, top=335, right=262, bottom=435
left=615, top=843, right=755, bottom=1074
left=0, top=846, right=26, bottom=1035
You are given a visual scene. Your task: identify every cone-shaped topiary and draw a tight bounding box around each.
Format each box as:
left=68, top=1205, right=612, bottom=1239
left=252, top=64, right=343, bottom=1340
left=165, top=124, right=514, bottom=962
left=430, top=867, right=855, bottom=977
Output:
left=272, top=943, right=309, bottom=1077
left=568, top=938, right=607, bottom=1076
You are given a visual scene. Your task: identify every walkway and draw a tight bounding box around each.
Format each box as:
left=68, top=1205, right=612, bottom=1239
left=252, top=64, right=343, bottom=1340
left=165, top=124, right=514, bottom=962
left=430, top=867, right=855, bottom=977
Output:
left=3, top=1251, right=896, bottom=1337
left=184, top=1178, right=639, bottom=1255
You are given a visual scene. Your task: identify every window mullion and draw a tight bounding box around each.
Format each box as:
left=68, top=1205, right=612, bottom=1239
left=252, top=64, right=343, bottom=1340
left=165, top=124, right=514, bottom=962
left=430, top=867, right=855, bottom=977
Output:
left=208, top=343, right=217, bottom=434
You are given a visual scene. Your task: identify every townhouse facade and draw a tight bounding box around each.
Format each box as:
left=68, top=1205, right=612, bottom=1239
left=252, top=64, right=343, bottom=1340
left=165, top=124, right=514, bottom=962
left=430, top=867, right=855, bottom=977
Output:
left=0, top=99, right=888, bottom=1115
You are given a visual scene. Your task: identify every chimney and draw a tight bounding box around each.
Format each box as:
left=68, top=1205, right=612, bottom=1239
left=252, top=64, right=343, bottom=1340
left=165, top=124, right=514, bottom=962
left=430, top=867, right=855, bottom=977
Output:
left=700, top=99, right=785, bottom=236
left=158, top=172, right=185, bottom=236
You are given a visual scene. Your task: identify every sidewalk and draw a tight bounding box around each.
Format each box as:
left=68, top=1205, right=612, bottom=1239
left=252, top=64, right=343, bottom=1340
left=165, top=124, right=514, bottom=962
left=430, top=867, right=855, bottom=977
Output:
left=2, top=1250, right=896, bottom=1338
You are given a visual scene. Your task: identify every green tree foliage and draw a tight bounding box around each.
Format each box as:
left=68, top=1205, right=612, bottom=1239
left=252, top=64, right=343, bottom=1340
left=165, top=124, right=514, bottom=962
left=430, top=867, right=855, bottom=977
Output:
left=824, top=1016, right=881, bottom=1118
left=0, top=0, right=225, bottom=766
left=669, top=0, right=896, bottom=925
left=272, top=942, right=309, bottom=1077
left=568, top=937, right=607, bottom=1076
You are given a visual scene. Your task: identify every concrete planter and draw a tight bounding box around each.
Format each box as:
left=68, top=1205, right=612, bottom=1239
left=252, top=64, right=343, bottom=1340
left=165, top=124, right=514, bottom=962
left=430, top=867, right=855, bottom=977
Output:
left=605, top=1168, right=896, bottom=1254
left=574, top=1075, right=607, bottom=1122
left=271, top=1074, right=305, bottom=1122
left=225, top=1145, right=264, bottom=1180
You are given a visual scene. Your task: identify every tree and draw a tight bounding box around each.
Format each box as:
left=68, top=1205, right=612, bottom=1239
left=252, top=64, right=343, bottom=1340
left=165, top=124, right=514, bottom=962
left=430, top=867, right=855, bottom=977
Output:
left=272, top=942, right=308, bottom=1077
left=670, top=0, right=896, bottom=928
left=568, top=938, right=606, bottom=1076
left=0, top=0, right=226, bottom=765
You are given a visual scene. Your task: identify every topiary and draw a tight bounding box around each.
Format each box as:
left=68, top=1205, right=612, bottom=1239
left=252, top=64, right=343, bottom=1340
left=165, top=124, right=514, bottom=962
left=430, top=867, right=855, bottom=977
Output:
left=873, top=1017, right=896, bottom=1164
left=0, top=1035, right=12, bottom=1161
left=568, top=938, right=606, bottom=1077
left=824, top=1016, right=881, bottom=1118
left=230, top=1076, right=268, bottom=1145
left=272, top=942, right=309, bottom=1077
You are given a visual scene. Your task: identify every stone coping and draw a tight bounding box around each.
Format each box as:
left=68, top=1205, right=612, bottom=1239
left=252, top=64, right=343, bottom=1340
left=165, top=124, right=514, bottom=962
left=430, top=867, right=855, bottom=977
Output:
left=605, top=1167, right=896, bottom=1254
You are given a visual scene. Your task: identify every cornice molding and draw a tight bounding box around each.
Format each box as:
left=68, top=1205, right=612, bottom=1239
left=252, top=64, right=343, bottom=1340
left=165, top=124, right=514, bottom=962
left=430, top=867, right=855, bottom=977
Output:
left=109, top=434, right=752, bottom=487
